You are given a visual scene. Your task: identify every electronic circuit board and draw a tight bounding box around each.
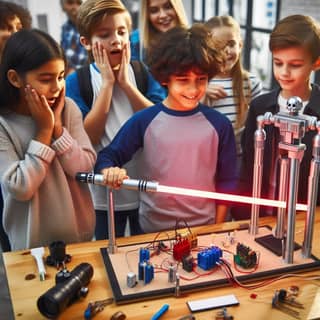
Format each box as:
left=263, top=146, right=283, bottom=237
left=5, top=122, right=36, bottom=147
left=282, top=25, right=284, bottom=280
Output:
left=100, top=226, right=320, bottom=304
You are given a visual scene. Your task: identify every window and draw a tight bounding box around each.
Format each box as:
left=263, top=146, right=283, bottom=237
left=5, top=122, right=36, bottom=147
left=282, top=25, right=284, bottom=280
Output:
left=191, top=0, right=281, bottom=90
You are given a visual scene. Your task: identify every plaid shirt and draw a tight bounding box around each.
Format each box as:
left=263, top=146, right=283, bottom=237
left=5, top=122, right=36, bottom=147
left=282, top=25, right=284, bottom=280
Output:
left=60, top=20, right=88, bottom=70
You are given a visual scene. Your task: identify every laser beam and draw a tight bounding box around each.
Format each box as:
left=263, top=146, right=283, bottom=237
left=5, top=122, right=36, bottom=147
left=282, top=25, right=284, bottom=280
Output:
left=122, top=179, right=308, bottom=211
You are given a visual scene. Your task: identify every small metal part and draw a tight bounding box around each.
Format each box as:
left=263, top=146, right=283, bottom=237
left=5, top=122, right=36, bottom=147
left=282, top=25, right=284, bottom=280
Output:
left=272, top=291, right=301, bottom=319
left=46, top=240, right=71, bottom=269
left=278, top=289, right=304, bottom=309
left=110, top=311, right=127, bottom=320
left=175, top=273, right=180, bottom=297
left=122, top=179, right=158, bottom=192
left=168, top=263, right=177, bottom=283
left=127, top=272, right=137, bottom=288
left=84, top=297, right=114, bottom=319
left=215, top=307, right=234, bottom=320
left=286, top=96, right=303, bottom=115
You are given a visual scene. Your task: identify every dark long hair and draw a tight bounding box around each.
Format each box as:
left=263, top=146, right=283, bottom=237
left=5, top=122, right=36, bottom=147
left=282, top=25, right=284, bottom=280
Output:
left=0, top=29, right=65, bottom=109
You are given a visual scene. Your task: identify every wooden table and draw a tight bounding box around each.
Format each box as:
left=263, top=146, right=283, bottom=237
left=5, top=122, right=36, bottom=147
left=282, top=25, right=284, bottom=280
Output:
left=2, top=212, right=320, bottom=320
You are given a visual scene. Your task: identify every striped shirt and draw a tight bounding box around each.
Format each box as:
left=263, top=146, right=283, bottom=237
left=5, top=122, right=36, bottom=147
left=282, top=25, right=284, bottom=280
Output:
left=204, top=74, right=262, bottom=155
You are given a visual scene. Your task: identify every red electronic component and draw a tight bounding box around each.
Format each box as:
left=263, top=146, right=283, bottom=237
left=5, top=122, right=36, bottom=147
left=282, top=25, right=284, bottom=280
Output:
left=173, top=239, right=191, bottom=261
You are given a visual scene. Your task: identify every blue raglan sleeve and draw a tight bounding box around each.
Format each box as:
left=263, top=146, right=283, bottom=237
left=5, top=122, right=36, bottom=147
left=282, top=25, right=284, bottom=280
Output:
left=204, top=108, right=237, bottom=194
left=94, top=118, right=141, bottom=173
left=65, top=71, right=91, bottom=118
left=217, top=121, right=237, bottom=194
left=94, top=105, right=161, bottom=173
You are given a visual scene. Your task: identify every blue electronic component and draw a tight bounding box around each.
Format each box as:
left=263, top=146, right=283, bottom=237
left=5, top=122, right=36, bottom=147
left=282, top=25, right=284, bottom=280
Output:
left=139, top=248, right=150, bottom=262
left=197, top=246, right=222, bottom=270
left=144, top=262, right=154, bottom=284
left=138, top=261, right=147, bottom=281
left=137, top=247, right=154, bottom=284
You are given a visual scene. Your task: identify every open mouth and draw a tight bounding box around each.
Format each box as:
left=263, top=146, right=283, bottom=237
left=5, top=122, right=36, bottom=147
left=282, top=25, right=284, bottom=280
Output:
left=46, top=98, right=56, bottom=106
left=110, top=49, right=121, bottom=55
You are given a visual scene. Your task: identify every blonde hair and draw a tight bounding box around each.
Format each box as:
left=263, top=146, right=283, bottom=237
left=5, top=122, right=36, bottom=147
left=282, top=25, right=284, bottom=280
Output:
left=205, top=15, right=250, bottom=129
left=139, top=0, right=188, bottom=62
left=77, top=0, right=132, bottom=39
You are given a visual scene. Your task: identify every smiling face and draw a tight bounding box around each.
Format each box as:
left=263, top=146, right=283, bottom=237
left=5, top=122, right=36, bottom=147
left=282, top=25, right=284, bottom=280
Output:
left=272, top=46, right=318, bottom=99
left=148, top=0, right=178, bottom=33
left=164, top=69, right=208, bottom=111
left=86, top=12, right=130, bottom=68
left=211, top=25, right=242, bottom=76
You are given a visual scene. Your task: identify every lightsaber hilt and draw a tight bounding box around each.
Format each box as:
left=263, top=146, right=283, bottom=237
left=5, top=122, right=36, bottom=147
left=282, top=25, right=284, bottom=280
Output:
left=76, top=172, right=105, bottom=185
left=122, top=179, right=158, bottom=192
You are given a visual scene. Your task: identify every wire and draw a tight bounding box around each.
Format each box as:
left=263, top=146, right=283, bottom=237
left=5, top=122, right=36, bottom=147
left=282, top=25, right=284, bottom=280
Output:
left=217, top=259, right=320, bottom=290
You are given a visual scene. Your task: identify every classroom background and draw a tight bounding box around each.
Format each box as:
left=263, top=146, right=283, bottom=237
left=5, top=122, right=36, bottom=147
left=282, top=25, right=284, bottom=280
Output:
left=5, top=0, right=320, bottom=91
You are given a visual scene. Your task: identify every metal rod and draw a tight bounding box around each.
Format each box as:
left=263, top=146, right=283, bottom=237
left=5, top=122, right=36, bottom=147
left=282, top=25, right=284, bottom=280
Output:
left=302, top=124, right=320, bottom=258
left=274, top=157, right=289, bottom=239
left=250, top=115, right=266, bottom=235
left=284, top=155, right=302, bottom=264
left=107, top=188, right=117, bottom=254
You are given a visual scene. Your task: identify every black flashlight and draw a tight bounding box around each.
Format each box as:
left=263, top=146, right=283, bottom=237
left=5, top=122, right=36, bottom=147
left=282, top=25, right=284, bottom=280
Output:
left=37, top=262, right=93, bottom=318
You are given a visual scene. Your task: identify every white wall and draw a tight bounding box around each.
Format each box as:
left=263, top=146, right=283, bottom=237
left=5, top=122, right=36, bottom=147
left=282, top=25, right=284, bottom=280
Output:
left=27, top=0, right=66, bottom=43
left=6, top=0, right=65, bottom=42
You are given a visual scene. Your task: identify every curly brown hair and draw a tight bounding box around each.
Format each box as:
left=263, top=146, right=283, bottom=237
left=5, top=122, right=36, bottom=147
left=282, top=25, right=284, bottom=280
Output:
left=0, top=1, right=32, bottom=30
left=148, top=23, right=224, bottom=85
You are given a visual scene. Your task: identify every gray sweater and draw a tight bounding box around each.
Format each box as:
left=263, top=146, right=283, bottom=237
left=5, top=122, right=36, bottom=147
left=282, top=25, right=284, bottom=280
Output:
left=0, top=98, right=96, bottom=250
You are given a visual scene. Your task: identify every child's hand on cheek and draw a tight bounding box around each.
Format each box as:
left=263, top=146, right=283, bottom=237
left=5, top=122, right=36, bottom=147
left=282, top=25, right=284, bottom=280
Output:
left=92, top=41, right=115, bottom=86
left=52, top=86, right=65, bottom=139
left=24, top=85, right=54, bottom=145
left=117, top=43, right=130, bottom=88
left=25, top=85, right=54, bottom=130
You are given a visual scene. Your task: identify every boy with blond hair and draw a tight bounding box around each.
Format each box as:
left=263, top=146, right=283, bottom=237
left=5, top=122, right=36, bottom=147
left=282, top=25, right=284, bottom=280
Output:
left=66, top=0, right=166, bottom=239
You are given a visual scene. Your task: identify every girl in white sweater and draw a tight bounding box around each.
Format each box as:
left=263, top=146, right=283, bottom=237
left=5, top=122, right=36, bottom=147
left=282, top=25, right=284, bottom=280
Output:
left=0, top=29, right=96, bottom=250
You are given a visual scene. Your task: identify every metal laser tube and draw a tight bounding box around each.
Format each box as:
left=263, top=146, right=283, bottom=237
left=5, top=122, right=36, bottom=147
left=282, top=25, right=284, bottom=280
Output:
left=75, top=172, right=159, bottom=192
left=122, top=179, right=159, bottom=192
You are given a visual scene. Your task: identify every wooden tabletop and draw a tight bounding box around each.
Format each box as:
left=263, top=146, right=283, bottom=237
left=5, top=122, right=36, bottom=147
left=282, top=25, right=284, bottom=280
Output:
left=2, top=212, right=320, bottom=320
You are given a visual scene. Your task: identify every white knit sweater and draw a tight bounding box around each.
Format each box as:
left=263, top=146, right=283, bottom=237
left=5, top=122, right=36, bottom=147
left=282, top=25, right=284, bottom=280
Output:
left=0, top=98, right=96, bottom=250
